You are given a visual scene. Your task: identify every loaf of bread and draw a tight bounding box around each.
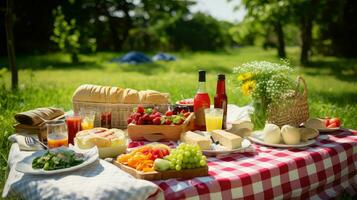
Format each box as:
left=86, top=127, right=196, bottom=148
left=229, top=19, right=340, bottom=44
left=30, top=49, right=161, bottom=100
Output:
left=72, top=84, right=170, bottom=104
left=123, top=88, right=140, bottom=104
left=139, top=90, right=170, bottom=104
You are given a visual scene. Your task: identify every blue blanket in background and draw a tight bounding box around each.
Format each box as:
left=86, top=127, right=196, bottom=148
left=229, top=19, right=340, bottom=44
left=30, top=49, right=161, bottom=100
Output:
left=152, top=52, right=176, bottom=61
left=112, top=51, right=176, bottom=64
left=113, top=51, right=152, bottom=64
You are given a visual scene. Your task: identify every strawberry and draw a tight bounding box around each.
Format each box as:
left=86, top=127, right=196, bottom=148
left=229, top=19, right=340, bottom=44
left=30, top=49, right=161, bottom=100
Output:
left=154, top=112, right=161, bottom=118
left=153, top=117, right=161, bottom=125
left=137, top=106, right=145, bottom=114
left=134, top=113, right=141, bottom=121
left=165, top=110, right=173, bottom=117
left=137, top=117, right=144, bottom=125
left=165, top=119, right=172, bottom=125
left=149, top=114, right=155, bottom=120
left=142, top=114, right=150, bottom=121
left=127, top=118, right=133, bottom=124
left=180, top=109, right=187, bottom=114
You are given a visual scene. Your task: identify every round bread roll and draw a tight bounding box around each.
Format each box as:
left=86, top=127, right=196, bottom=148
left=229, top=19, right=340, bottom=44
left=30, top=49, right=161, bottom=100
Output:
left=263, top=124, right=281, bottom=144
left=281, top=125, right=301, bottom=145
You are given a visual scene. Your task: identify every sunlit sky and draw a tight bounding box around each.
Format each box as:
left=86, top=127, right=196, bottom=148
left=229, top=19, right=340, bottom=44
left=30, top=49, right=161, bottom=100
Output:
left=190, top=0, right=246, bottom=23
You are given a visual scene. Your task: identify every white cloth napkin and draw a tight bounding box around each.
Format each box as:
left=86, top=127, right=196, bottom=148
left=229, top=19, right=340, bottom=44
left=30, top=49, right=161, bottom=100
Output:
left=8, top=134, right=43, bottom=151
left=2, top=144, right=163, bottom=200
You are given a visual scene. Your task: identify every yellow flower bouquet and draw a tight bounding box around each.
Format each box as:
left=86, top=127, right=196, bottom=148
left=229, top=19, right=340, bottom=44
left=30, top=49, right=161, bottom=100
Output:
left=234, top=61, right=295, bottom=129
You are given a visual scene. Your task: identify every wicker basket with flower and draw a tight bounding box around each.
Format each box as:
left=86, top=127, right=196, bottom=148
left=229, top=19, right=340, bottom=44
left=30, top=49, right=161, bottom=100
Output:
left=233, top=61, right=309, bottom=129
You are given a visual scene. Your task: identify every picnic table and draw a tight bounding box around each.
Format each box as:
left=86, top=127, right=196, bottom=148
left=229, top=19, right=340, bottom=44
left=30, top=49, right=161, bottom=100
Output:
left=3, top=129, right=356, bottom=199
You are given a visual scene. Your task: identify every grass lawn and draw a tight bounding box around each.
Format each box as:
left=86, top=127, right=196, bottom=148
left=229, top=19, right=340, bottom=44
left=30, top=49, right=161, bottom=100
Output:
left=1, top=46, right=357, bottom=194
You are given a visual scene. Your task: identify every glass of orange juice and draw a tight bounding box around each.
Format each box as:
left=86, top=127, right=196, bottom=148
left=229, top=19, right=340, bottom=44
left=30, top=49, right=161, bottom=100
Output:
left=46, top=120, right=68, bottom=148
left=204, top=108, right=223, bottom=132
left=80, top=110, right=95, bottom=130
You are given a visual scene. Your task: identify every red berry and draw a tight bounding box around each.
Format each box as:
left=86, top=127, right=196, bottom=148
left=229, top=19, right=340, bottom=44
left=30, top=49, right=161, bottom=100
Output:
left=142, top=114, right=150, bottom=121
left=165, top=110, right=173, bottom=117
left=149, top=114, right=155, bottom=120
left=137, top=117, right=144, bottom=125
left=134, top=113, right=141, bottom=121
left=165, top=119, right=172, bottom=125
left=154, top=112, right=161, bottom=118
left=180, top=109, right=187, bottom=114
left=137, top=106, right=145, bottom=114
left=127, top=118, right=133, bottom=124
left=153, top=117, right=161, bottom=125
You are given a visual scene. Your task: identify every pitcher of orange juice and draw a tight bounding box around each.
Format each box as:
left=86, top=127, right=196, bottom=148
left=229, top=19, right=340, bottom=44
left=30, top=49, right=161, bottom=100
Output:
left=46, top=120, right=69, bottom=148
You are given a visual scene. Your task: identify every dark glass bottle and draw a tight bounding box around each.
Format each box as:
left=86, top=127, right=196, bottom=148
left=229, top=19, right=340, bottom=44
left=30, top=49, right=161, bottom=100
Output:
left=214, top=74, right=227, bottom=129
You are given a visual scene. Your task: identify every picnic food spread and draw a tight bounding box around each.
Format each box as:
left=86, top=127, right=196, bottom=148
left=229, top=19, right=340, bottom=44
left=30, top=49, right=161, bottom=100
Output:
left=6, top=68, right=357, bottom=200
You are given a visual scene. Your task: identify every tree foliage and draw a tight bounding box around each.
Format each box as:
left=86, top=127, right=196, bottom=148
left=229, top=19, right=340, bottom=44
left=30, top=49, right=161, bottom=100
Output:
left=51, top=6, right=80, bottom=63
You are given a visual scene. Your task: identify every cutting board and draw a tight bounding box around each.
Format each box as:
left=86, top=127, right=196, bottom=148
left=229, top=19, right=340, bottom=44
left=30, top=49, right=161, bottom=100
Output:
left=113, top=161, right=208, bottom=180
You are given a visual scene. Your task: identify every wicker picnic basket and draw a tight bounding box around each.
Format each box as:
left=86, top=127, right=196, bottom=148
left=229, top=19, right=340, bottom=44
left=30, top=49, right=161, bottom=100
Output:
left=72, top=84, right=170, bottom=129
left=267, top=76, right=309, bottom=127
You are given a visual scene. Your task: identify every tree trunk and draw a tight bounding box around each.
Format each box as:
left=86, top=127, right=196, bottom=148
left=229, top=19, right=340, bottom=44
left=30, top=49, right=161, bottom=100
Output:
left=300, top=16, right=312, bottom=65
left=5, top=0, right=18, bottom=90
left=71, top=53, right=79, bottom=64
left=300, top=0, right=319, bottom=65
left=274, top=21, right=286, bottom=58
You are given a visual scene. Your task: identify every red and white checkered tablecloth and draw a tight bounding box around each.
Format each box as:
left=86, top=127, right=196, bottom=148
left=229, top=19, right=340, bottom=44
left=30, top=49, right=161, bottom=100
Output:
left=152, top=130, right=357, bottom=200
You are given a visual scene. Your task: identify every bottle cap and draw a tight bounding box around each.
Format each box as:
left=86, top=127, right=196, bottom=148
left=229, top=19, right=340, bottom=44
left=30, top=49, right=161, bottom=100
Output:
left=218, top=74, right=225, bottom=80
left=198, top=70, right=206, bottom=82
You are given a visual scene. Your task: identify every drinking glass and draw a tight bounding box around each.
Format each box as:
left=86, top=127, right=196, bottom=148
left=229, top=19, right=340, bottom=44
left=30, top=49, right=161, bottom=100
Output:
left=80, top=110, right=95, bottom=130
left=66, top=114, right=81, bottom=144
left=47, top=120, right=68, bottom=148
left=101, top=108, right=112, bottom=128
left=204, top=108, right=223, bottom=132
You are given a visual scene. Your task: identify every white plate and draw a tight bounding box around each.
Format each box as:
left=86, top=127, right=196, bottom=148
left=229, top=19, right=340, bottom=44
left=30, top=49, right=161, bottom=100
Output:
left=15, top=147, right=99, bottom=175
left=202, top=139, right=253, bottom=156
left=248, top=131, right=316, bottom=148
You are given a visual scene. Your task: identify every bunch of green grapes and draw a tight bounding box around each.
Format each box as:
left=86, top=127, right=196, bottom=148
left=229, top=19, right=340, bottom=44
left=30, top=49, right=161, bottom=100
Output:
left=164, top=143, right=207, bottom=171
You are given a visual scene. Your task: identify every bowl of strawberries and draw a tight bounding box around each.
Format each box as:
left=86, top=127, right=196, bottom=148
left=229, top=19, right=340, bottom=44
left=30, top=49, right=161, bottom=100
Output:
left=127, top=106, right=194, bottom=141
